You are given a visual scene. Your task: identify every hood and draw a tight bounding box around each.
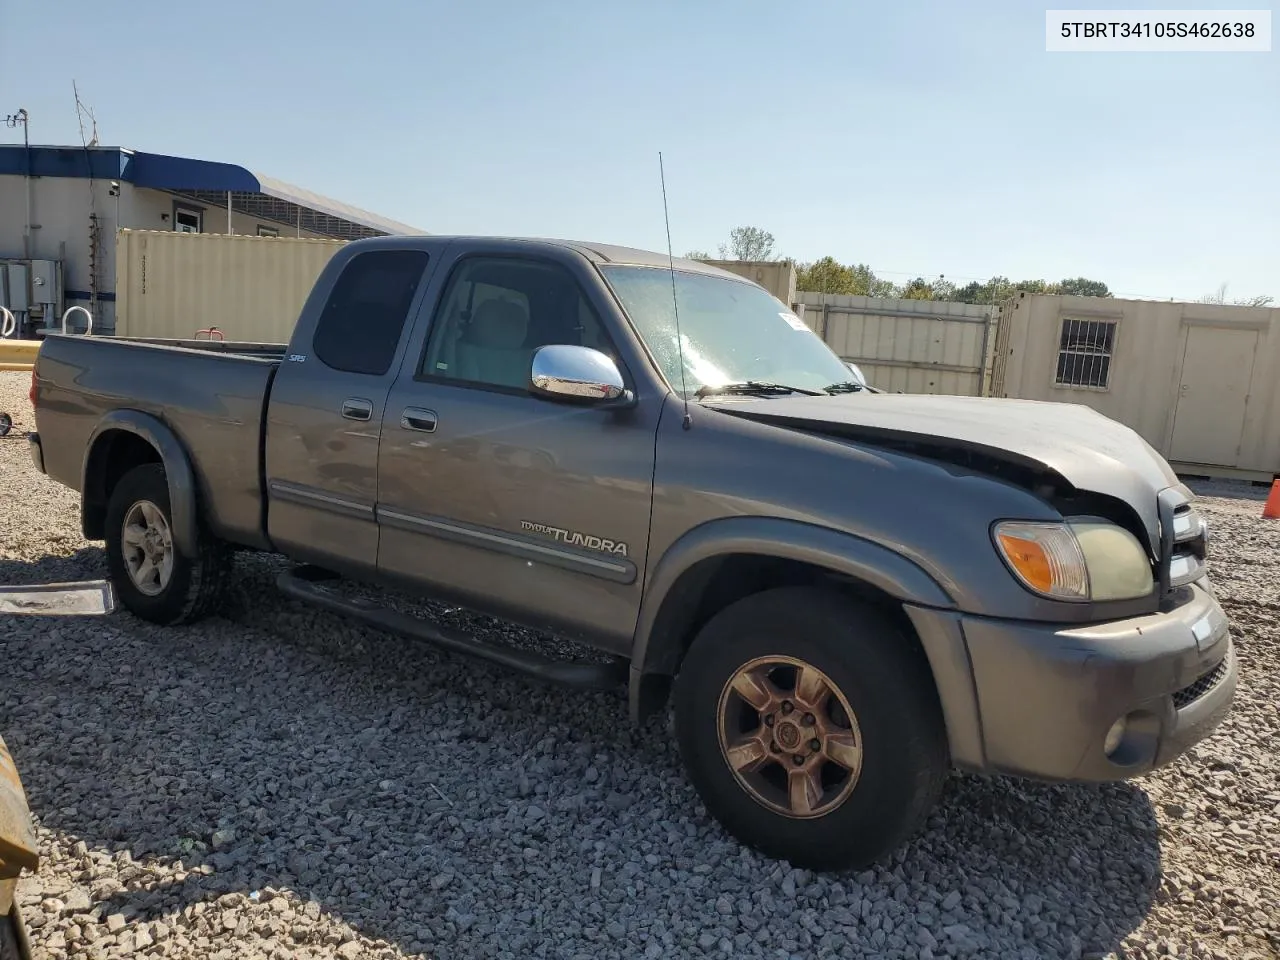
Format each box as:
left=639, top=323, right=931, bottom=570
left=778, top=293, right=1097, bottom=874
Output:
left=715, top=393, right=1183, bottom=549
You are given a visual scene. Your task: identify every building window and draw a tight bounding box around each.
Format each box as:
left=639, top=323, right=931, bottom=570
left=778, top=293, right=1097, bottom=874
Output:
left=1055, top=317, right=1116, bottom=389
left=257, top=225, right=279, bottom=237
left=174, top=206, right=202, bottom=234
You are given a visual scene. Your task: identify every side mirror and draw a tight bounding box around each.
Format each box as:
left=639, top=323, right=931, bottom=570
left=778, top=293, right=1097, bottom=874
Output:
left=530, top=344, right=631, bottom=404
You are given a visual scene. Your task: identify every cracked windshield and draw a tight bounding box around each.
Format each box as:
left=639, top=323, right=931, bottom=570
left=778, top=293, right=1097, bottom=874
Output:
left=601, top=265, right=854, bottom=396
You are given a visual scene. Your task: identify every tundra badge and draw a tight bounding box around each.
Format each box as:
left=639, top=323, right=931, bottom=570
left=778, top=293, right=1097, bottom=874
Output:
left=520, top=521, right=629, bottom=557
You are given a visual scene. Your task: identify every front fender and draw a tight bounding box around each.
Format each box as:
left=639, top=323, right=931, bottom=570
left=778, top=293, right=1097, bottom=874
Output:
left=82, top=410, right=200, bottom=559
left=628, top=516, right=956, bottom=720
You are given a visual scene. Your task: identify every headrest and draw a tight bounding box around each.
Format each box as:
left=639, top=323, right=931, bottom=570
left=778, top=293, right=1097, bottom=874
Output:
left=469, top=299, right=528, bottom=350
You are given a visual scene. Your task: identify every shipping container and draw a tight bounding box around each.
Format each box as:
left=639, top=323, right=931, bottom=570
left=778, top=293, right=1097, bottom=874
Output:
left=699, top=259, right=799, bottom=311
left=993, top=292, right=1280, bottom=480
left=796, top=292, right=999, bottom=396
left=115, top=229, right=346, bottom=342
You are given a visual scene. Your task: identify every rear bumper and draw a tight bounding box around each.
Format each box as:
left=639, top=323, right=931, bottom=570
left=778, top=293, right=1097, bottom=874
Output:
left=27, top=432, right=43, bottom=474
left=914, top=582, right=1237, bottom=782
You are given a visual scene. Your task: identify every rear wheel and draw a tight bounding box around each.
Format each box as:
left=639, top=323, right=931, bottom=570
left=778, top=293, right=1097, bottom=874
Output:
left=672, top=586, right=949, bottom=871
left=105, top=464, right=230, bottom=625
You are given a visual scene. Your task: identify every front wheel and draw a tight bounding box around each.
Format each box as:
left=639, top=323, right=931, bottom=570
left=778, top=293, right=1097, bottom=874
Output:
left=104, top=463, right=230, bottom=625
left=672, top=586, right=949, bottom=871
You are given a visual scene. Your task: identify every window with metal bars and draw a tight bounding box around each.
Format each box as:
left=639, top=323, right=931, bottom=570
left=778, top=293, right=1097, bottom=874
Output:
left=1055, top=317, right=1116, bottom=388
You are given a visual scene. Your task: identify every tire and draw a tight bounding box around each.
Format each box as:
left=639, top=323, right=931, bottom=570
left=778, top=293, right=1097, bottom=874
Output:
left=104, top=463, right=231, bottom=625
left=672, top=585, right=949, bottom=872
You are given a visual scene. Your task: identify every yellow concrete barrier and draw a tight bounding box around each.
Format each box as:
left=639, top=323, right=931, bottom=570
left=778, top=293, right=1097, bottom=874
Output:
left=0, top=340, right=40, bottom=364
left=0, top=362, right=35, bottom=372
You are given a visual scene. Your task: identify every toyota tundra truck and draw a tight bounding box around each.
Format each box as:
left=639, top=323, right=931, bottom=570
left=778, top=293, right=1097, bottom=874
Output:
left=26, top=235, right=1237, bottom=871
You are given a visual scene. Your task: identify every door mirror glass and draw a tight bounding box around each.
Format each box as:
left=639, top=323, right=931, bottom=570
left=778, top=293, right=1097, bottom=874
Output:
left=530, top=344, right=627, bottom=403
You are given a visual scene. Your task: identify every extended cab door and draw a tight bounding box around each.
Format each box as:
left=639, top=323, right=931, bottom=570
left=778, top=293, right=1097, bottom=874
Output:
left=264, top=246, right=434, bottom=574
left=376, top=247, right=662, bottom=653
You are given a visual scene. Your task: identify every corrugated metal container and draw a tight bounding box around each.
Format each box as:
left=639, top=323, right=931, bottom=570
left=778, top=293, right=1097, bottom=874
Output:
left=796, top=292, right=998, bottom=396
left=115, top=229, right=346, bottom=342
left=994, top=292, right=1280, bottom=480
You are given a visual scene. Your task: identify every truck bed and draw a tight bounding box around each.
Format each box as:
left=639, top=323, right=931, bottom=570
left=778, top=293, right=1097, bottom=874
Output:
left=33, top=334, right=282, bottom=549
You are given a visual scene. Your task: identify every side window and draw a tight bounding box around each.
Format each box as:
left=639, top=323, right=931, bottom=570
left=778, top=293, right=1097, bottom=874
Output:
left=313, top=250, right=430, bottom=376
left=420, top=257, right=615, bottom=391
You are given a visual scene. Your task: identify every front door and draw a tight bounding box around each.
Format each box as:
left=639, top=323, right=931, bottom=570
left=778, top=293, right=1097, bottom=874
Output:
left=376, top=253, right=661, bottom=652
left=265, top=248, right=432, bottom=572
left=1168, top=325, right=1258, bottom=466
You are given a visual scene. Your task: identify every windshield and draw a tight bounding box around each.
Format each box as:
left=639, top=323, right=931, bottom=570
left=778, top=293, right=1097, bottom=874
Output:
left=599, top=265, right=855, bottom=397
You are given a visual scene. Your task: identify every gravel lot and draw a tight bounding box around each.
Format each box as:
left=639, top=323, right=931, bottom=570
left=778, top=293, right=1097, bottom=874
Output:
left=1, top=370, right=1277, bottom=960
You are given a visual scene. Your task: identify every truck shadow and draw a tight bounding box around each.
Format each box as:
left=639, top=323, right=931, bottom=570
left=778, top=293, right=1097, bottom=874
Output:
left=0, top=551, right=1161, bottom=958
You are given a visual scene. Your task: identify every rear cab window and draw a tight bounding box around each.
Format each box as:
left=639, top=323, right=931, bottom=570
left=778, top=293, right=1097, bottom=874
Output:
left=312, top=250, right=431, bottom=376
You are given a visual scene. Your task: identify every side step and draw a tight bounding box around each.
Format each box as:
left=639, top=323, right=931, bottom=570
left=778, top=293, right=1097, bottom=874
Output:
left=276, top=565, right=628, bottom=691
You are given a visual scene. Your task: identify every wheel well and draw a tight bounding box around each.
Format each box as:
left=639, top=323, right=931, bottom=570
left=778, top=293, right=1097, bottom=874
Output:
left=83, top=431, right=162, bottom=539
left=635, top=554, right=922, bottom=720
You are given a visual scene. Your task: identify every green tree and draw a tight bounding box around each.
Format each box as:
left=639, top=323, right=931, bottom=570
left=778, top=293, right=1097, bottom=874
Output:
left=898, top=277, right=936, bottom=300
left=683, top=250, right=714, bottom=261
left=722, top=226, right=777, bottom=261
left=1056, top=277, right=1111, bottom=297
left=796, top=256, right=859, bottom=294
left=795, top=257, right=896, bottom=297
left=865, top=271, right=898, bottom=298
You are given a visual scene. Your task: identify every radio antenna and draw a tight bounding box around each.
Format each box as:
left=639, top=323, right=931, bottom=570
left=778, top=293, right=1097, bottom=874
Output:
left=658, top=152, right=692, bottom=430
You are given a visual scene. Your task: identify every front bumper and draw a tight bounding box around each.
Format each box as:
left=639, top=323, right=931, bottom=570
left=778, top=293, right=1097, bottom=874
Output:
left=944, top=582, right=1236, bottom=781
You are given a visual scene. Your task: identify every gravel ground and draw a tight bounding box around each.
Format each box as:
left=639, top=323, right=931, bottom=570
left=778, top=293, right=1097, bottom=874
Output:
left=1, top=370, right=1278, bottom=960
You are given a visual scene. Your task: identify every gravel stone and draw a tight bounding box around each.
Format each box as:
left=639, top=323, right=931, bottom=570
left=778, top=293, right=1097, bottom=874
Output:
left=4, top=372, right=1280, bottom=959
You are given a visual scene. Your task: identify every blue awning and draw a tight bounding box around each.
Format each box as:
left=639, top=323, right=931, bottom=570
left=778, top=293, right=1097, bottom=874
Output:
left=0, top=144, right=423, bottom=239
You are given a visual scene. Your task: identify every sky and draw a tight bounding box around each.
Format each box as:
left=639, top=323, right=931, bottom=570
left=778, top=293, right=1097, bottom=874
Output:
left=1, top=0, right=1276, bottom=301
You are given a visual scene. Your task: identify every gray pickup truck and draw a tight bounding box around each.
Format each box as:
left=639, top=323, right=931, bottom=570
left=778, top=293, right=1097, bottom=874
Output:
left=28, top=235, right=1236, bottom=871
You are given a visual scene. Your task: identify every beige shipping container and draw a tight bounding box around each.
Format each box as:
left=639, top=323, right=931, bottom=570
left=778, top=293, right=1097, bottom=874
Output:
left=992, top=292, right=1280, bottom=480
left=796, top=292, right=999, bottom=396
left=115, top=229, right=346, bottom=342
left=698, top=259, right=798, bottom=310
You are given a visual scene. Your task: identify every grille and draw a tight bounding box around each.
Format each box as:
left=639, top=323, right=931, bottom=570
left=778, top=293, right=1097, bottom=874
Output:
left=1159, top=494, right=1208, bottom=599
left=1172, top=656, right=1230, bottom=709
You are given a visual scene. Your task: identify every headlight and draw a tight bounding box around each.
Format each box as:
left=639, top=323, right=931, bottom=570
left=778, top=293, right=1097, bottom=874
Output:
left=993, top=519, right=1153, bottom=602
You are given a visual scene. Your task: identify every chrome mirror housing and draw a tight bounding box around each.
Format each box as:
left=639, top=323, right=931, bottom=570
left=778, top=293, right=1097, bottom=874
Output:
left=530, top=344, right=629, bottom=403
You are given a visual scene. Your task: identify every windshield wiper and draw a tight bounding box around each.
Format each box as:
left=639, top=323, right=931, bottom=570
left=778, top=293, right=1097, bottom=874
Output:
left=695, top=380, right=826, bottom=399
left=822, top=381, right=865, bottom=394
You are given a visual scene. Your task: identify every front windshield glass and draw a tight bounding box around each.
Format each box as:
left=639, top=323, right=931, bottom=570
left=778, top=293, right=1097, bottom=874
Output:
left=599, top=265, right=854, bottom=397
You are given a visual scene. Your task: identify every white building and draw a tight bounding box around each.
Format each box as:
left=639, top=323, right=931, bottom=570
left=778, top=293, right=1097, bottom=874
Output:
left=0, top=144, right=422, bottom=336
left=991, top=292, right=1280, bottom=481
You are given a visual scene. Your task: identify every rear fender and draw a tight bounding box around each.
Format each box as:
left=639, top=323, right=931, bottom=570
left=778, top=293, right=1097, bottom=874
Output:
left=82, top=410, right=200, bottom=558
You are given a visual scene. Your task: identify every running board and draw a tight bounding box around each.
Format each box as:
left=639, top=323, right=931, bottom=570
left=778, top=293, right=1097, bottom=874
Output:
left=276, top=565, right=628, bottom=690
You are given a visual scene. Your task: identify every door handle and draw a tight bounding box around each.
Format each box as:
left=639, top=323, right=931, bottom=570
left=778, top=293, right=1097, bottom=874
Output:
left=401, top=407, right=438, bottom=433
left=341, top=398, right=373, bottom=421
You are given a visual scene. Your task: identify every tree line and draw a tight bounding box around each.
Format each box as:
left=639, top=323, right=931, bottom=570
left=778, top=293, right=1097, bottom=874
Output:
left=686, top=225, right=1271, bottom=307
